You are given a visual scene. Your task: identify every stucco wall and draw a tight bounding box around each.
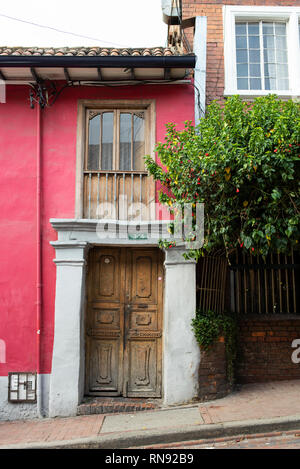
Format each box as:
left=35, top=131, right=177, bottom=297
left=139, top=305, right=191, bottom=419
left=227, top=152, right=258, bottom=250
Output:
left=0, top=83, right=194, bottom=387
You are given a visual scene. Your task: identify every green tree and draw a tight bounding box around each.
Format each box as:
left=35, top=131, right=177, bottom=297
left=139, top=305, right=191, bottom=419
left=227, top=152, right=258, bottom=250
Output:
left=145, top=95, right=300, bottom=260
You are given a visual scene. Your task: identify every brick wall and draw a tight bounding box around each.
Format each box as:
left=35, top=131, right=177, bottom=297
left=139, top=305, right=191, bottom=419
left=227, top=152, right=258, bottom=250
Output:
left=181, top=0, right=300, bottom=104
left=236, top=316, right=300, bottom=383
left=198, top=337, right=232, bottom=400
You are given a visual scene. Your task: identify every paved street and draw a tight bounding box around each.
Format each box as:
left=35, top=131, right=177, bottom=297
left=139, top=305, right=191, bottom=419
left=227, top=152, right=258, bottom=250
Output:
left=139, top=430, right=300, bottom=449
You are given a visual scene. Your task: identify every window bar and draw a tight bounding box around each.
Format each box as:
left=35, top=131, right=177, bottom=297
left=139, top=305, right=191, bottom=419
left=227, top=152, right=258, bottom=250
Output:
left=285, top=255, right=290, bottom=313
left=122, top=172, right=126, bottom=220
left=97, top=173, right=100, bottom=218
left=105, top=173, right=108, bottom=202
left=131, top=173, right=134, bottom=204
left=99, top=113, right=102, bottom=170
left=131, top=113, right=134, bottom=171
left=88, top=172, right=92, bottom=218
left=114, top=173, right=117, bottom=217
left=139, top=174, right=142, bottom=221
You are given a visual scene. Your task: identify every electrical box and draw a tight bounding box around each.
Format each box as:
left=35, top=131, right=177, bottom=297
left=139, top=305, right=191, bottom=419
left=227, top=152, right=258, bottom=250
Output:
left=8, top=372, right=37, bottom=403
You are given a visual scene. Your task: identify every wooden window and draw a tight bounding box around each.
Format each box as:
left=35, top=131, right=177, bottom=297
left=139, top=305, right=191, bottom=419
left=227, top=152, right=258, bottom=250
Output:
left=86, top=110, right=146, bottom=172
left=75, top=100, right=156, bottom=220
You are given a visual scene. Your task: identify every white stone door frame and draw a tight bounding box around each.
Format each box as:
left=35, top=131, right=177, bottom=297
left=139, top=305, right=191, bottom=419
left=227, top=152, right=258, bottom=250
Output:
left=48, top=219, right=199, bottom=417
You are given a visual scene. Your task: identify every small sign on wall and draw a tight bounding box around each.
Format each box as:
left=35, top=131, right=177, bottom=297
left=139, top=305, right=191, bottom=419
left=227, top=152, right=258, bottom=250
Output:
left=8, top=372, right=37, bottom=403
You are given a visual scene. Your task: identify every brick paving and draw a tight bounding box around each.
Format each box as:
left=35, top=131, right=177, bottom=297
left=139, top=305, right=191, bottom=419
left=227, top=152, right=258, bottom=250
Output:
left=0, top=414, right=104, bottom=446
left=198, top=380, right=300, bottom=424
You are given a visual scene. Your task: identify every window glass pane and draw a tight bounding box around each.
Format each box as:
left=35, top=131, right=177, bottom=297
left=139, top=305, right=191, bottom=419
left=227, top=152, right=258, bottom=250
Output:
left=250, top=63, right=261, bottom=77
left=263, top=35, right=275, bottom=49
left=250, top=78, right=261, bottom=90
left=133, top=113, right=145, bottom=171
left=248, top=23, right=259, bottom=35
left=236, top=36, right=247, bottom=49
left=264, top=48, right=275, bottom=63
left=237, top=78, right=248, bottom=90
left=275, top=35, right=287, bottom=50
left=249, top=49, right=260, bottom=63
left=119, top=113, right=132, bottom=171
left=277, top=78, right=289, bottom=89
left=276, top=49, right=288, bottom=63
left=276, top=64, right=288, bottom=79
left=237, top=49, right=248, bottom=63
left=265, top=78, right=277, bottom=90
left=237, top=63, right=248, bottom=77
left=235, top=20, right=289, bottom=92
left=263, top=22, right=288, bottom=91
left=263, top=22, right=274, bottom=34
left=88, top=114, right=100, bottom=170
left=235, top=23, right=246, bottom=35
left=248, top=36, right=260, bottom=49
left=264, top=63, right=276, bottom=78
left=275, top=23, right=286, bottom=35
left=101, top=112, right=113, bottom=170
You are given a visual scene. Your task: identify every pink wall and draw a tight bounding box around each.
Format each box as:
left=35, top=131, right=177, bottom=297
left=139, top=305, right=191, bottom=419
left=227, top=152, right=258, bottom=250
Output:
left=0, top=82, right=194, bottom=376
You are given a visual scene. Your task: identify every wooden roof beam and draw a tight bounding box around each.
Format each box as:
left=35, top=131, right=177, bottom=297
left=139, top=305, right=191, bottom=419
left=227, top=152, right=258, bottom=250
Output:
left=30, top=67, right=41, bottom=82
left=64, top=68, right=71, bottom=81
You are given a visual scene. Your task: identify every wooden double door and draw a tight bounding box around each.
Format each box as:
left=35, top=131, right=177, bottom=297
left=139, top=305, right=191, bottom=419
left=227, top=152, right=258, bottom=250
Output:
left=85, top=247, right=163, bottom=397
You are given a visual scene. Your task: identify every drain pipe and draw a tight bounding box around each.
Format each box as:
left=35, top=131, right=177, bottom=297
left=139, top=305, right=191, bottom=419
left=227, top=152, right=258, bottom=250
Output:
left=194, top=16, right=207, bottom=124
left=36, top=102, right=43, bottom=418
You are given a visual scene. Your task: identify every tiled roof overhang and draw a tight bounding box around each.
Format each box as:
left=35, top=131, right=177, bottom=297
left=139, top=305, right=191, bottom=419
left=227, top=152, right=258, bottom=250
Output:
left=0, top=47, right=195, bottom=83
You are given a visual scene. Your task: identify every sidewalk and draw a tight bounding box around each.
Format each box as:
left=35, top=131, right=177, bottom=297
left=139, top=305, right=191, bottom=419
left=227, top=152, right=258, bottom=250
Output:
left=1, top=379, right=300, bottom=449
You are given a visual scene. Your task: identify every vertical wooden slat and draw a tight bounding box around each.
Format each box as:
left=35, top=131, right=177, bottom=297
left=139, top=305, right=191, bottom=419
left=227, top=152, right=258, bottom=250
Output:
left=96, top=173, right=100, bottom=217
left=291, top=250, right=297, bottom=313
left=88, top=172, right=92, bottom=218
left=270, top=253, right=275, bottom=313
left=263, top=256, right=269, bottom=313
left=285, top=255, right=290, bottom=313
left=131, top=113, right=134, bottom=171
left=278, top=253, right=283, bottom=313
left=257, top=255, right=262, bottom=313
left=105, top=173, right=108, bottom=202
left=131, top=173, right=134, bottom=204
left=99, top=113, right=102, bottom=170
left=236, top=250, right=241, bottom=314
left=243, top=252, right=247, bottom=314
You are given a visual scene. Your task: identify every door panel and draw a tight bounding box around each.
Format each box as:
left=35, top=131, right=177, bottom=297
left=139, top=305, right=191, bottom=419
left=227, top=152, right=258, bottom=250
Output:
left=86, top=247, right=163, bottom=397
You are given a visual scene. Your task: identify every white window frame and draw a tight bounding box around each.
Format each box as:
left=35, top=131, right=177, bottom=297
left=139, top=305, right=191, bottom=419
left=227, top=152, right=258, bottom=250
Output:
left=223, top=5, right=300, bottom=97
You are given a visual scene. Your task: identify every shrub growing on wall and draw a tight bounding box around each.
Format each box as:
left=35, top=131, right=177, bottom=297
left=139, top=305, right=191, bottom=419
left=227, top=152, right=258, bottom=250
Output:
left=145, top=95, right=300, bottom=260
